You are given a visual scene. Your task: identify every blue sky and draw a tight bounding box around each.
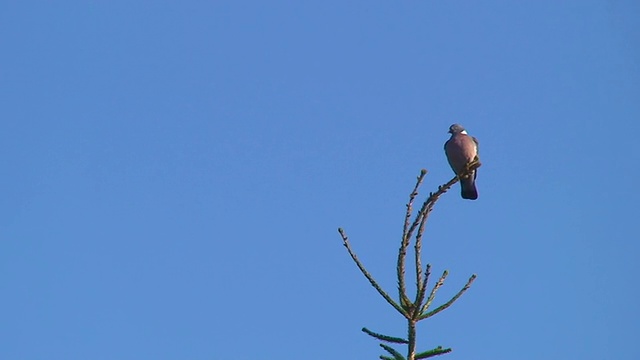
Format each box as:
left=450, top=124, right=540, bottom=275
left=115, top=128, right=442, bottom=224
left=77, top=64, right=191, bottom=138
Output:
left=1, top=1, right=638, bottom=359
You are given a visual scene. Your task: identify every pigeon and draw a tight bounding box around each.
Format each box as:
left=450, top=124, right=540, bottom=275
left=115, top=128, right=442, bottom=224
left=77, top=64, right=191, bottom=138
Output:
left=444, top=124, right=479, bottom=200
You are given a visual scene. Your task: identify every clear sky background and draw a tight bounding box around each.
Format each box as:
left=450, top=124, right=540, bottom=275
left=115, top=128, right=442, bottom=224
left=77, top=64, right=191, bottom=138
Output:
left=1, top=1, right=638, bottom=359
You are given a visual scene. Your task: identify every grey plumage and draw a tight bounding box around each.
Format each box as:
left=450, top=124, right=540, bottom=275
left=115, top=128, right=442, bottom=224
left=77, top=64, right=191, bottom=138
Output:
left=444, top=124, right=479, bottom=200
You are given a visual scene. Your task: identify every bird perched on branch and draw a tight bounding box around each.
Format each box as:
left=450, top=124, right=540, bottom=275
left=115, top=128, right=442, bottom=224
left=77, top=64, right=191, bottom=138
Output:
left=444, top=124, right=479, bottom=200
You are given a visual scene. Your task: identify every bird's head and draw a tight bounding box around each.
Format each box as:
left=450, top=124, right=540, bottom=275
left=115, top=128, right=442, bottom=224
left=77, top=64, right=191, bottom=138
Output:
left=448, top=124, right=467, bottom=135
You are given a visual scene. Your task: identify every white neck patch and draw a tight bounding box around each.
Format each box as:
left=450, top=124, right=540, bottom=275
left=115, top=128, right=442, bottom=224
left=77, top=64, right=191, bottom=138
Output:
left=460, top=130, right=468, bottom=134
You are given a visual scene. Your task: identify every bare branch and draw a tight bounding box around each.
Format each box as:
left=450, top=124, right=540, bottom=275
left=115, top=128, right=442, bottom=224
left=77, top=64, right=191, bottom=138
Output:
left=411, top=160, right=482, bottom=241
left=420, top=270, right=448, bottom=315
left=413, top=207, right=428, bottom=305
left=403, top=169, right=427, bottom=239
left=419, top=274, right=477, bottom=320
left=414, top=264, right=431, bottom=310
left=399, top=169, right=427, bottom=308
left=338, top=228, right=408, bottom=318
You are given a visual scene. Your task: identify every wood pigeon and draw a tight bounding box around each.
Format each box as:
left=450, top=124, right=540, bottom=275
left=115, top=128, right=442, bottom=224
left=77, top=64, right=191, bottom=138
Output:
left=444, top=124, right=479, bottom=200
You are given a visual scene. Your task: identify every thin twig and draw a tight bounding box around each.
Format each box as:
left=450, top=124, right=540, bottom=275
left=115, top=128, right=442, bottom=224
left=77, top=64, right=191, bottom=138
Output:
left=404, top=176, right=456, bottom=247
left=380, top=344, right=406, bottom=360
left=397, top=234, right=412, bottom=310
left=403, top=169, right=427, bottom=239
left=413, top=207, right=428, bottom=306
left=414, top=264, right=431, bottom=311
left=415, top=346, right=452, bottom=359
left=402, top=170, right=427, bottom=310
left=419, top=274, right=477, bottom=320
left=338, top=228, right=408, bottom=318
left=421, top=270, right=448, bottom=314
left=408, top=160, right=481, bottom=242
left=362, top=327, right=409, bottom=344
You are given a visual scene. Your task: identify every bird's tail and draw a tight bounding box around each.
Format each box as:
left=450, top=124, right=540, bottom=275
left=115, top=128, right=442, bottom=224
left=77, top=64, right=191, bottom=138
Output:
left=460, top=175, right=478, bottom=200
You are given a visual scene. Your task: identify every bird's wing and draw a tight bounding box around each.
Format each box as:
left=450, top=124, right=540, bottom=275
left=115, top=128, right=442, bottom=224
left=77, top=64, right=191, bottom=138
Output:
left=471, top=136, right=480, bottom=159
left=472, top=136, right=479, bottom=149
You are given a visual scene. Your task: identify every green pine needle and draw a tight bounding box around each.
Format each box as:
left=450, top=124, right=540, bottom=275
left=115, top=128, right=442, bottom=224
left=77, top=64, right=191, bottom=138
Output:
left=362, top=327, right=409, bottom=344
